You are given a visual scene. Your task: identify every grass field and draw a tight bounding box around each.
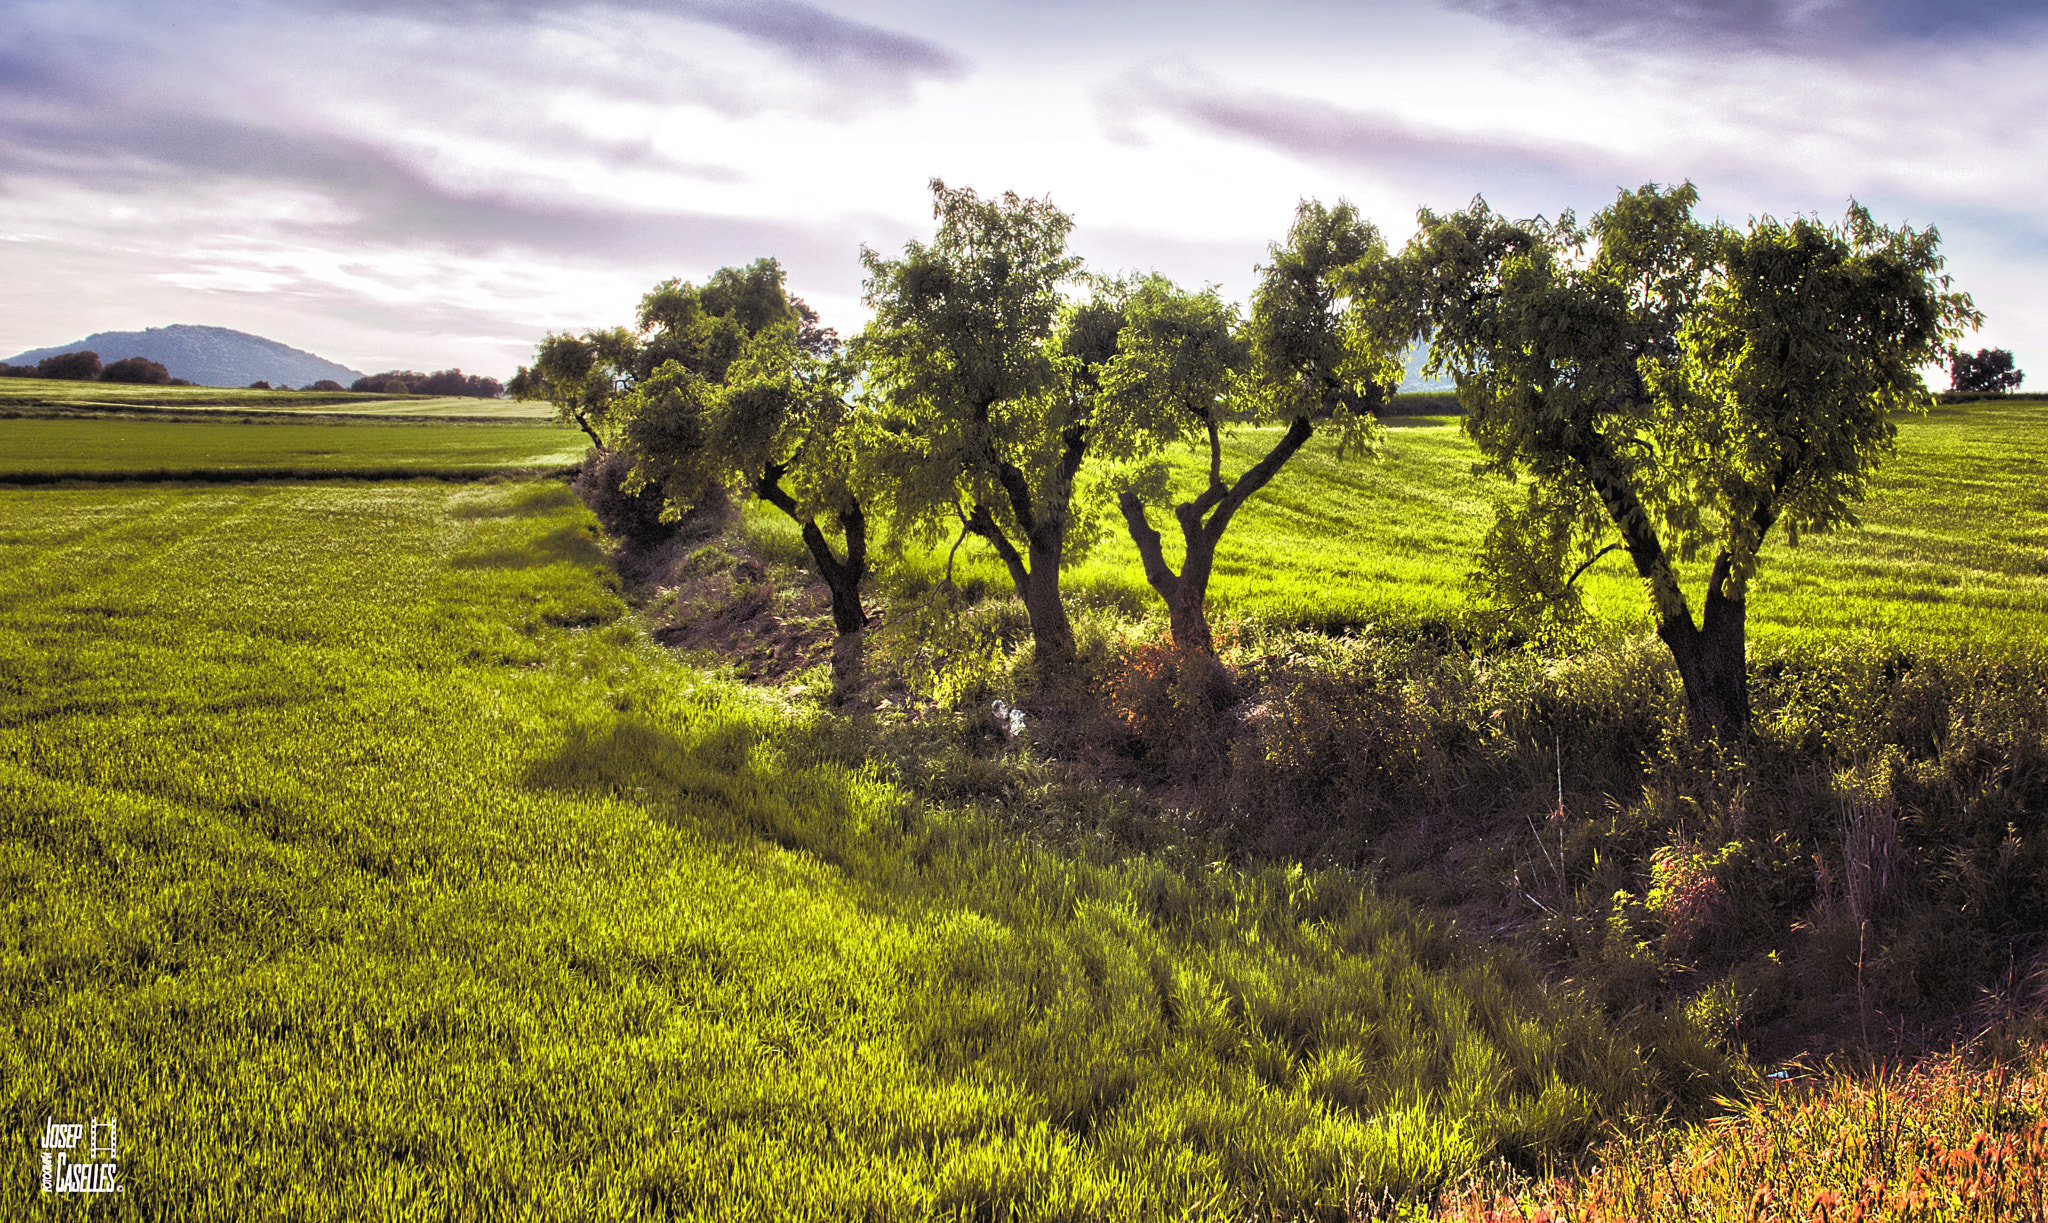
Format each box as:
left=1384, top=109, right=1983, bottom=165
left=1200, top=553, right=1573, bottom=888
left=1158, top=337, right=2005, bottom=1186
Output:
left=0, top=376, right=553, bottom=419
left=865, top=399, right=2048, bottom=654
left=2, top=483, right=1699, bottom=1219
left=0, top=418, right=583, bottom=483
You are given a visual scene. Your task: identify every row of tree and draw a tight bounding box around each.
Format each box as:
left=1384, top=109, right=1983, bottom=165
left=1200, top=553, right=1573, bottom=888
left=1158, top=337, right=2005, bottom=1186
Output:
left=0, top=352, right=189, bottom=384
left=517, top=179, right=1978, bottom=740
left=351, top=369, right=504, bottom=398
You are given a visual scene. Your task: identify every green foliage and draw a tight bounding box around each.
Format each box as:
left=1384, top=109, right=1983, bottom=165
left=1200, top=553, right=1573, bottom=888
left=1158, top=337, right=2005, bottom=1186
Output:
left=1249, top=199, right=1405, bottom=456
left=1414, top=183, right=1980, bottom=731
left=856, top=179, right=1083, bottom=536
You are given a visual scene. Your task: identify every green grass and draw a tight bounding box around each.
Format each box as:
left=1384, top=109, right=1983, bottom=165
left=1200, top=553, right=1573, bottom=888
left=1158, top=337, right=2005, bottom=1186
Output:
left=868, top=400, right=2048, bottom=653
left=0, top=417, right=584, bottom=482
left=0, top=376, right=553, bottom=418
left=1, top=483, right=1682, bottom=1220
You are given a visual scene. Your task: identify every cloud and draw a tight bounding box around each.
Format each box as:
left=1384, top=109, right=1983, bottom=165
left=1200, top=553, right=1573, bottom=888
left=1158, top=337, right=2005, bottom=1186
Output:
left=1108, top=63, right=1640, bottom=204
left=300, top=0, right=969, bottom=81
left=1441, top=0, right=2048, bottom=54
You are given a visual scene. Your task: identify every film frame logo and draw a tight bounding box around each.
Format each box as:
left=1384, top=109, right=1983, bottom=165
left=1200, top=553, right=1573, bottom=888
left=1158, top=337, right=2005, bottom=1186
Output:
left=40, top=1115, right=121, bottom=1196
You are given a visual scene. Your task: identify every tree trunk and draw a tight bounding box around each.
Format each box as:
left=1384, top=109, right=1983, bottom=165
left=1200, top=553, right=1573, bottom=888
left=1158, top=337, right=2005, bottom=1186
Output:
left=756, top=468, right=867, bottom=639
left=799, top=511, right=868, bottom=638
left=1117, top=417, right=1314, bottom=656
left=1657, top=551, right=1750, bottom=738
left=1022, top=530, right=1076, bottom=663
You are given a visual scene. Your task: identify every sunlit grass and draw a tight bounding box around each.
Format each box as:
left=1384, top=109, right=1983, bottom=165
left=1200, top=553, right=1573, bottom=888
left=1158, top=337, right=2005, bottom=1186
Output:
left=0, top=483, right=1683, bottom=1220
left=0, top=417, right=583, bottom=481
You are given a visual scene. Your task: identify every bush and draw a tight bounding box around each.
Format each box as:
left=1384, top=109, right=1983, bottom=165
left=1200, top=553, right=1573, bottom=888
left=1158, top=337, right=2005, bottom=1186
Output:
left=570, top=446, right=679, bottom=550
left=247, top=380, right=272, bottom=390
left=100, top=356, right=172, bottom=384
left=307, top=380, right=344, bottom=392
left=36, top=350, right=101, bottom=380
left=0, top=362, right=38, bottom=378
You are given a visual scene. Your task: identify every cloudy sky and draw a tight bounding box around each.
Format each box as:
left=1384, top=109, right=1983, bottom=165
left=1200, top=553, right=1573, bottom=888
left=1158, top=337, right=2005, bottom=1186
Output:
left=3, top=0, right=2043, bottom=382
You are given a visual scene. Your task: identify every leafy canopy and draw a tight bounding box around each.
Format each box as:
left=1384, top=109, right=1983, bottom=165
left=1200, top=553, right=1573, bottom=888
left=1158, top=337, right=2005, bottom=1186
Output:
left=1419, top=184, right=1978, bottom=628
left=853, top=179, right=1089, bottom=547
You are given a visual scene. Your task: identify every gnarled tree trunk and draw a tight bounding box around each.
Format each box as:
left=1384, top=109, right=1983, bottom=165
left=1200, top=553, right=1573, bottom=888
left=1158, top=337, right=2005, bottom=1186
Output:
left=755, top=466, right=869, bottom=638
left=1118, top=416, right=1314, bottom=655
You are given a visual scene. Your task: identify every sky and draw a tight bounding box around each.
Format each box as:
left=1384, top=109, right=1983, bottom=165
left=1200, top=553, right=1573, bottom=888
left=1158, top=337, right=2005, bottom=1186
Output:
left=2, top=0, right=2043, bottom=384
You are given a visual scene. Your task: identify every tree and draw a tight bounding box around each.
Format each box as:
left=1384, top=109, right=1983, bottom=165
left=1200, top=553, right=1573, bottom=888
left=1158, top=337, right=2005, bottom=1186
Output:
left=1949, top=347, right=2024, bottom=393
left=100, top=357, right=172, bottom=384
left=1108, top=204, right=1412, bottom=655
left=1416, top=183, right=1977, bottom=737
left=307, top=380, right=345, bottom=392
left=855, top=180, right=1103, bottom=668
left=36, top=351, right=101, bottom=380
left=612, top=261, right=872, bottom=640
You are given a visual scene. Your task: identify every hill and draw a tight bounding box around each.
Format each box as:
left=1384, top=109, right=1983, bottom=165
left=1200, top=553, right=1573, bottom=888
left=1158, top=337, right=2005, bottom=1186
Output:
left=2, top=324, right=364, bottom=388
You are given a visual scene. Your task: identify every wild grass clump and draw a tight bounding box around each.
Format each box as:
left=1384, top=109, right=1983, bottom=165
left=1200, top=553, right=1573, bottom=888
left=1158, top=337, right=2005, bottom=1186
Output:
left=1072, top=610, right=2048, bottom=1061
left=1435, top=1045, right=2048, bottom=1222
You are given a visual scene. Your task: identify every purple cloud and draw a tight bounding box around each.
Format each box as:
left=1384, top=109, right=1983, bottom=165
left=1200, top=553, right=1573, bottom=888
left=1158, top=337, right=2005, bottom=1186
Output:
left=1444, top=0, right=2048, bottom=54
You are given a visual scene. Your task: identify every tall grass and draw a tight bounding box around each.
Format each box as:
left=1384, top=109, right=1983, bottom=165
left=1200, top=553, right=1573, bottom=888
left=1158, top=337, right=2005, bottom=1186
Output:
left=1, top=483, right=1693, bottom=1220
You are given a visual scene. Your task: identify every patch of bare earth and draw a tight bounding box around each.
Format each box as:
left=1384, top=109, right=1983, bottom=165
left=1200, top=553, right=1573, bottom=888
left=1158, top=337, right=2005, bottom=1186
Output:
left=612, top=512, right=837, bottom=684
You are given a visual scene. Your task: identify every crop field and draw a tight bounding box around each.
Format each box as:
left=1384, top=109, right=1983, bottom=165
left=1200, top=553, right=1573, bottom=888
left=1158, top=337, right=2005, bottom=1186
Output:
left=0, top=376, right=554, bottom=419
left=2, top=483, right=1689, bottom=1219
left=0, top=417, right=583, bottom=483
left=872, top=400, right=2048, bottom=653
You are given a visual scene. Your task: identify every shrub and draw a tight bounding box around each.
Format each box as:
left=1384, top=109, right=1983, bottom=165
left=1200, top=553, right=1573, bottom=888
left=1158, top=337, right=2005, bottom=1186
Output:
left=307, top=379, right=345, bottom=392
left=100, top=356, right=173, bottom=384
left=570, top=446, right=679, bottom=550
left=36, top=350, right=101, bottom=380
left=0, top=362, right=38, bottom=378
left=247, top=380, right=272, bottom=390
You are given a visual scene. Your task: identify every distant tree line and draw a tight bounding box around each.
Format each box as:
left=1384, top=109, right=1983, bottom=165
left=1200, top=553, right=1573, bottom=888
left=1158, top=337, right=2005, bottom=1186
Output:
left=0, top=355, right=508, bottom=395
left=350, top=369, right=504, bottom=398
left=0, top=351, right=193, bottom=385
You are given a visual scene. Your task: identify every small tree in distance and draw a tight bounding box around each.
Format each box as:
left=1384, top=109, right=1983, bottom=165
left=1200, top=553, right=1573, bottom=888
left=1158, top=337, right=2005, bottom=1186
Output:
left=37, top=351, right=101, bottom=380
left=101, top=357, right=172, bottom=384
left=1949, top=346, right=2024, bottom=393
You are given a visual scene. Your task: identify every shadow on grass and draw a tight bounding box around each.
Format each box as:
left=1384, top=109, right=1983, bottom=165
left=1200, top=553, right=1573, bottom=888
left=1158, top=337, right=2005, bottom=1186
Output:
left=522, top=714, right=901, bottom=880
left=451, top=524, right=607, bottom=571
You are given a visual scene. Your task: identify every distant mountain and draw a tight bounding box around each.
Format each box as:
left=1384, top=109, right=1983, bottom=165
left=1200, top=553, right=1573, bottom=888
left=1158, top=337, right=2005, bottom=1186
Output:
left=3, top=325, right=364, bottom=388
